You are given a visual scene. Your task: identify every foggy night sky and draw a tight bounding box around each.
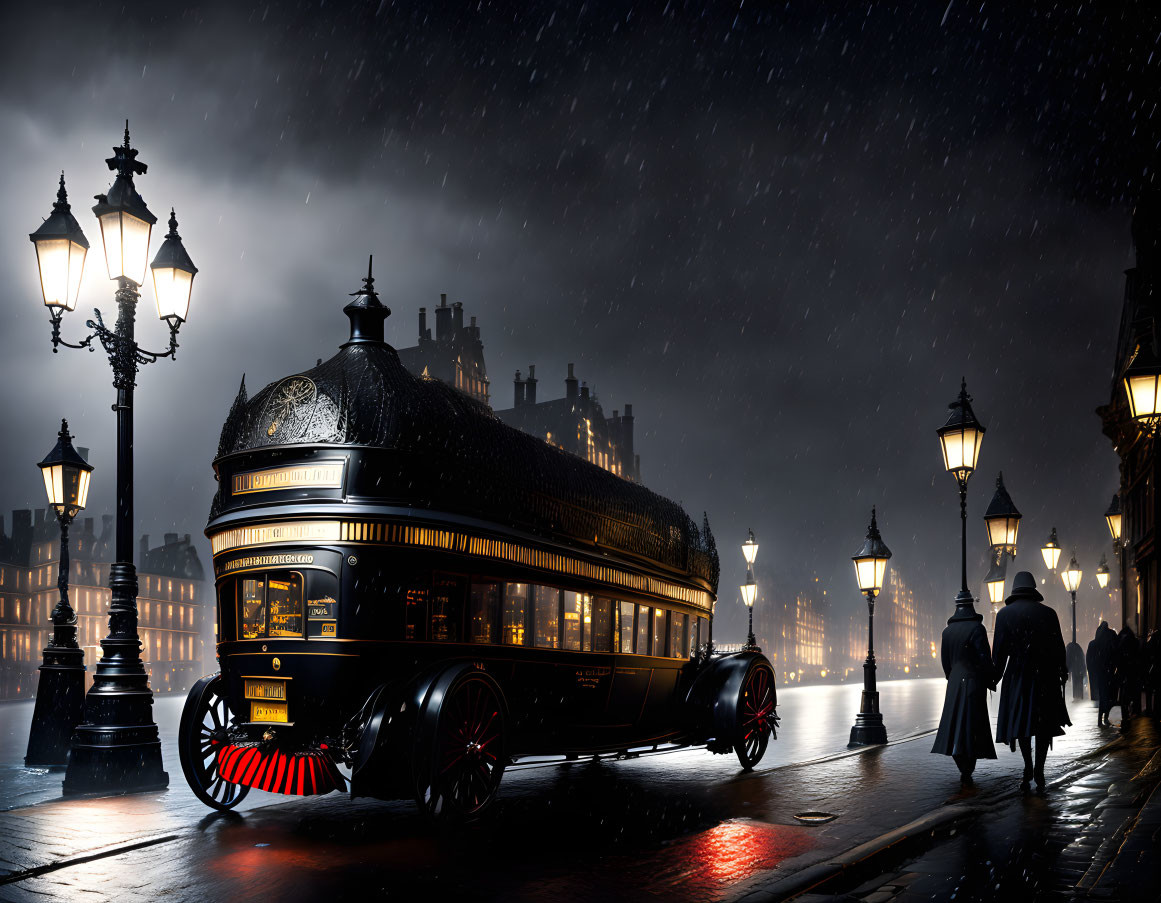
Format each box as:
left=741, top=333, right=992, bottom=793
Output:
left=2, top=2, right=1159, bottom=642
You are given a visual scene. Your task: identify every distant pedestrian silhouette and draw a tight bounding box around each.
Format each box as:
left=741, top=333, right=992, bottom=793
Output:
left=992, top=571, right=1070, bottom=792
left=1088, top=622, right=1118, bottom=726
left=931, top=598, right=996, bottom=785
left=1116, top=626, right=1143, bottom=725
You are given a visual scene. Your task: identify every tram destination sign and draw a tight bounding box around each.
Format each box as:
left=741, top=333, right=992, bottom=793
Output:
left=232, top=461, right=345, bottom=495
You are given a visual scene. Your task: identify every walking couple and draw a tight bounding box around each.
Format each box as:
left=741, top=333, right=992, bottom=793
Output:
left=931, top=571, right=1070, bottom=791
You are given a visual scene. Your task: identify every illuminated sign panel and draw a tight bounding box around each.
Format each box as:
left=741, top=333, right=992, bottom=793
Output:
left=233, top=462, right=344, bottom=495
left=210, top=521, right=341, bottom=556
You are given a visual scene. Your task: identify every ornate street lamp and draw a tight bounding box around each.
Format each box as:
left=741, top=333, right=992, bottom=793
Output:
left=1104, top=494, right=1122, bottom=544
left=1041, top=527, right=1062, bottom=573
left=30, top=124, right=188, bottom=795
left=25, top=420, right=92, bottom=768
left=1096, top=554, right=1110, bottom=589
left=937, top=379, right=985, bottom=615
left=29, top=173, right=89, bottom=317
left=1061, top=551, right=1086, bottom=700
left=849, top=507, right=891, bottom=747
left=985, top=553, right=1007, bottom=608
left=740, top=529, right=759, bottom=652
left=983, top=472, right=1021, bottom=554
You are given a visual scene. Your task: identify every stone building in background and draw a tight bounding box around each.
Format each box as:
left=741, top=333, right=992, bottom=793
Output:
left=0, top=508, right=207, bottom=700
left=395, top=294, right=643, bottom=482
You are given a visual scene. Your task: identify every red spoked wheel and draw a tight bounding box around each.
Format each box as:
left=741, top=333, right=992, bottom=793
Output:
left=179, top=674, right=250, bottom=811
left=735, top=662, right=776, bottom=771
left=414, top=670, right=507, bottom=821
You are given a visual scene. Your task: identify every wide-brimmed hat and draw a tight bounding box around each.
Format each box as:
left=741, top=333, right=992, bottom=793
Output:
left=1005, top=570, right=1043, bottom=603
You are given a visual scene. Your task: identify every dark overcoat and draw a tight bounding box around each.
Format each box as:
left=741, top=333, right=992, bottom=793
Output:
left=931, top=611, right=997, bottom=758
left=1116, top=629, right=1143, bottom=711
left=993, top=597, right=1070, bottom=748
left=1088, top=625, right=1118, bottom=712
left=1086, top=636, right=1098, bottom=701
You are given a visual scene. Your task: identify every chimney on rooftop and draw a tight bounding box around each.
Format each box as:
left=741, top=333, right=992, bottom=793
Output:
left=514, top=370, right=525, bottom=407
left=526, top=365, right=537, bottom=405
left=580, top=381, right=589, bottom=401
left=435, top=293, right=452, bottom=341
left=565, top=363, right=578, bottom=399
left=419, top=307, right=427, bottom=342
left=622, top=404, right=635, bottom=478
left=453, top=300, right=464, bottom=331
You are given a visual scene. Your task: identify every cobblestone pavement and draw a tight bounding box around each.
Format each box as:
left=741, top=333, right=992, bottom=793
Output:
left=781, top=716, right=1161, bottom=903
left=0, top=680, right=1124, bottom=902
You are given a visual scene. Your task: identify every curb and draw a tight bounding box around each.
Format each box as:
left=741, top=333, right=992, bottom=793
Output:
left=727, top=803, right=978, bottom=902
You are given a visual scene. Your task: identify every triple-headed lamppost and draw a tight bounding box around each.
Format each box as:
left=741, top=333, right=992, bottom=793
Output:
left=849, top=507, right=892, bottom=747
left=936, top=379, right=985, bottom=617
left=741, top=529, right=759, bottom=652
left=28, top=124, right=198, bottom=794
left=24, top=421, right=93, bottom=768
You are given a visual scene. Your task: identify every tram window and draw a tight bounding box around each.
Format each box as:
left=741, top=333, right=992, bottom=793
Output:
left=581, top=595, right=593, bottom=650
left=619, top=601, right=635, bottom=653
left=503, top=583, right=528, bottom=645
left=636, top=606, right=651, bottom=655
left=532, top=585, right=560, bottom=648
left=405, top=586, right=429, bottom=641
left=592, top=597, right=613, bottom=653
left=470, top=582, right=500, bottom=644
left=240, top=578, right=265, bottom=639
left=237, top=573, right=304, bottom=639
left=563, top=591, right=586, bottom=651
left=671, top=613, right=688, bottom=658
left=431, top=575, right=465, bottom=642
left=653, top=608, right=668, bottom=657
left=696, top=616, right=708, bottom=653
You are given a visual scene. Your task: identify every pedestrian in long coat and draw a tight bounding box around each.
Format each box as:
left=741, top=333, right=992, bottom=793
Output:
left=1145, top=630, right=1161, bottom=715
left=1089, top=622, right=1119, bottom=726
left=931, top=601, right=996, bottom=785
left=992, top=571, right=1070, bottom=791
left=1086, top=632, right=1099, bottom=701
left=1117, top=626, right=1143, bottom=723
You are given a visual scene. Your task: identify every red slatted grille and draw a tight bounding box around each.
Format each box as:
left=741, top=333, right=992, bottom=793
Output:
left=217, top=744, right=346, bottom=796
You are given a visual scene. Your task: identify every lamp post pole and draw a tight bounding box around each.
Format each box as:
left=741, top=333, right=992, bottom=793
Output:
left=28, top=125, right=196, bottom=795
left=849, top=508, right=891, bottom=747
left=937, top=380, right=985, bottom=618
left=25, top=421, right=91, bottom=768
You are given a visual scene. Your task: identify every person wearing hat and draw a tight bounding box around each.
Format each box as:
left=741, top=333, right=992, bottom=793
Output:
left=931, top=594, right=997, bottom=786
left=992, top=571, right=1071, bottom=791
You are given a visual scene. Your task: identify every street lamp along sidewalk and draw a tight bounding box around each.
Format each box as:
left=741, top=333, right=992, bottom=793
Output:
left=28, top=123, right=196, bottom=795
left=25, top=420, right=93, bottom=768
left=740, top=528, right=759, bottom=652
left=936, top=379, right=985, bottom=615
left=1061, top=552, right=1086, bottom=700
left=849, top=507, right=891, bottom=747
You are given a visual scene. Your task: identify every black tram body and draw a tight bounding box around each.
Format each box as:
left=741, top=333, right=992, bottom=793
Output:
left=180, top=284, right=778, bottom=818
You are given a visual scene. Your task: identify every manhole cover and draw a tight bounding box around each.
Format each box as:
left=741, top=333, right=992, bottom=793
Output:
left=792, top=811, right=838, bottom=824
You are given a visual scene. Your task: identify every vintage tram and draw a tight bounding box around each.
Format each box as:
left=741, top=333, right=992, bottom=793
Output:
left=179, top=270, right=778, bottom=819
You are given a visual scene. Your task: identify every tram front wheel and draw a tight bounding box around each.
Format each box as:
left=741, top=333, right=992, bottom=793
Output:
left=179, top=673, right=250, bottom=811
left=734, top=661, right=776, bottom=771
left=413, top=667, right=507, bottom=821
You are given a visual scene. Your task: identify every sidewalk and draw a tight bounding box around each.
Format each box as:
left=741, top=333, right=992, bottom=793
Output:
left=752, top=714, right=1161, bottom=902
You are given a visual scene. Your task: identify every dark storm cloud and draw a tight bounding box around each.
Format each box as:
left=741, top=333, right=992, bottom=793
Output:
left=2, top=2, right=1157, bottom=640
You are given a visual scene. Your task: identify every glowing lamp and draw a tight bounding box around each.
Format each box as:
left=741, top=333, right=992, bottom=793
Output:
left=983, top=471, right=1021, bottom=552
left=149, top=209, right=197, bottom=322
left=741, top=529, right=758, bottom=566
left=1061, top=553, right=1082, bottom=594
left=1096, top=554, right=1110, bottom=590
left=92, top=124, right=157, bottom=285
left=29, top=173, right=89, bottom=311
left=1104, top=494, right=1122, bottom=543
left=852, top=506, right=892, bottom=594
left=740, top=581, right=756, bottom=608
left=937, top=379, right=985, bottom=481
left=985, top=556, right=1007, bottom=606
left=1041, top=527, right=1061, bottom=572
left=38, top=419, right=93, bottom=517
left=1123, top=342, right=1161, bottom=428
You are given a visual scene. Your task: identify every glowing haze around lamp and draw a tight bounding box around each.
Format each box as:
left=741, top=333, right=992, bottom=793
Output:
left=38, top=420, right=93, bottom=518
left=1041, top=527, right=1062, bottom=572
left=29, top=174, right=89, bottom=312
left=149, top=209, right=198, bottom=322
left=983, top=472, right=1021, bottom=553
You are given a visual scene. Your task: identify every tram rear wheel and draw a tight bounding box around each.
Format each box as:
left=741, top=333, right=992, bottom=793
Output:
left=735, top=661, right=776, bottom=771
left=179, top=673, right=250, bottom=811
left=413, top=668, right=507, bottom=821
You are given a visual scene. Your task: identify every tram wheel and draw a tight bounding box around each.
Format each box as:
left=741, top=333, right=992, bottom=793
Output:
left=179, top=673, right=251, bottom=811
left=414, top=668, right=507, bottom=821
left=735, top=661, right=776, bottom=771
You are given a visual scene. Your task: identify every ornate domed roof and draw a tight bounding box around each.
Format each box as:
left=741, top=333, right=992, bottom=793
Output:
left=211, top=261, right=719, bottom=591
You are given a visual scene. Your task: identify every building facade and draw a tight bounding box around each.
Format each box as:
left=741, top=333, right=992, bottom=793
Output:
left=395, top=293, right=490, bottom=405
left=752, top=582, right=829, bottom=684
left=842, top=566, right=933, bottom=680
left=1099, top=195, right=1161, bottom=638
left=0, top=508, right=208, bottom=700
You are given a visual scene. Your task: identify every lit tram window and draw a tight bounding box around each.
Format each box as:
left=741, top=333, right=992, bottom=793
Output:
left=637, top=606, right=651, bottom=655
left=619, top=601, right=635, bottom=653
left=532, top=585, right=560, bottom=648
left=502, top=584, right=527, bottom=645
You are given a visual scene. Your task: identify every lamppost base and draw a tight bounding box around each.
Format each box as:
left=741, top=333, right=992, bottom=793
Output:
left=848, top=709, right=887, bottom=747
left=24, top=646, right=86, bottom=769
